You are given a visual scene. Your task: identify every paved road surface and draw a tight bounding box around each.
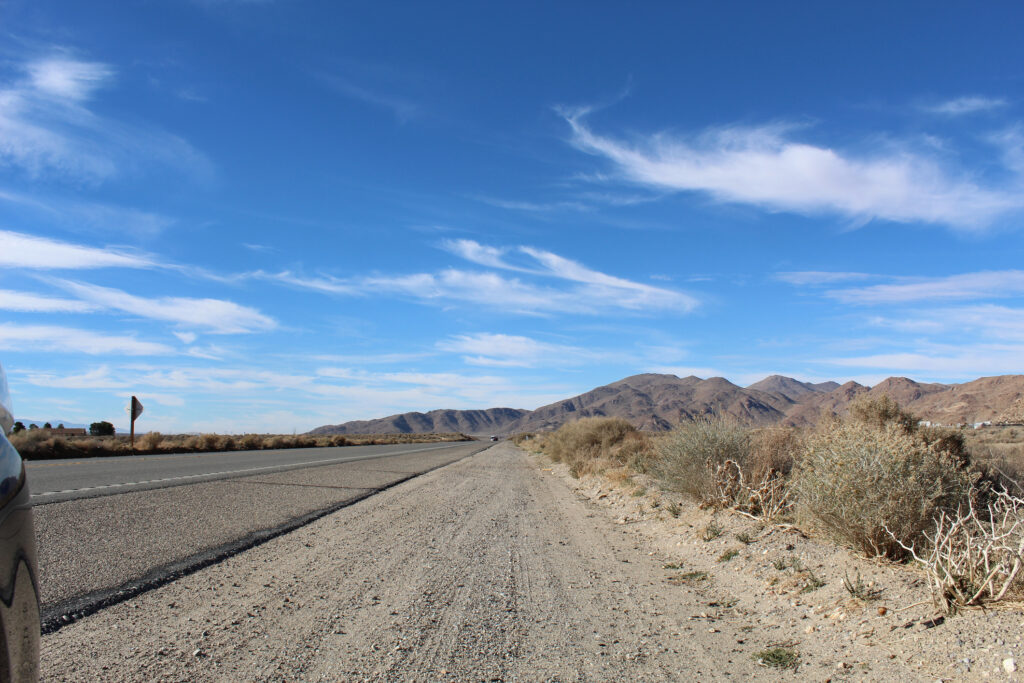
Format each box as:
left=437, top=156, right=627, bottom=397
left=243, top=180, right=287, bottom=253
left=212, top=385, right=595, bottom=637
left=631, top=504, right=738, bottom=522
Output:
left=27, top=441, right=469, bottom=504
left=32, top=441, right=484, bottom=628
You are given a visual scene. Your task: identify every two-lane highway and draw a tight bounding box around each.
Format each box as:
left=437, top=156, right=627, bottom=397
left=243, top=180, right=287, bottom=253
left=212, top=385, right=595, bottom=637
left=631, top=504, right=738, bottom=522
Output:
left=28, top=441, right=474, bottom=504
left=29, top=440, right=488, bottom=631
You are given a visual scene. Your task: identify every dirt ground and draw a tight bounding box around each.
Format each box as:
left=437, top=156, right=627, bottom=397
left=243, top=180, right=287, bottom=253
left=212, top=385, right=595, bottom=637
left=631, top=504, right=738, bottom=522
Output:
left=41, top=442, right=1022, bottom=681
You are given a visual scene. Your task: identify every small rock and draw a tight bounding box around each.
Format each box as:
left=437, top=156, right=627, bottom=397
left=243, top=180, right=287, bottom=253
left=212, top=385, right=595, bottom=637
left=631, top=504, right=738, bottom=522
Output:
left=193, top=649, right=205, bottom=658
left=877, top=606, right=888, bottom=616
left=1003, top=658, right=1016, bottom=674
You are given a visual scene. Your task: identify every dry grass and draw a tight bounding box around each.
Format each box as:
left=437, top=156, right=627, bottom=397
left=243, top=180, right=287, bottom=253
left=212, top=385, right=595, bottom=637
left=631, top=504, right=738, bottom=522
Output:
left=891, top=488, right=1024, bottom=613
left=795, top=418, right=974, bottom=559
left=535, top=417, right=654, bottom=478
left=8, top=430, right=472, bottom=460
left=653, top=417, right=796, bottom=520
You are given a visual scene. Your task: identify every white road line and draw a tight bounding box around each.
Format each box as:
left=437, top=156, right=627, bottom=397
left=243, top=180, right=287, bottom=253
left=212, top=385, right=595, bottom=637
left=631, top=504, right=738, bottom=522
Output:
left=30, top=443, right=460, bottom=498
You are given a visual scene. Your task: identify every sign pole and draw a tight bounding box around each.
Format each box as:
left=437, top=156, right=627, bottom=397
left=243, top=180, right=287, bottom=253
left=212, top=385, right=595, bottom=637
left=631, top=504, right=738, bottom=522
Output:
left=128, top=396, right=144, bottom=453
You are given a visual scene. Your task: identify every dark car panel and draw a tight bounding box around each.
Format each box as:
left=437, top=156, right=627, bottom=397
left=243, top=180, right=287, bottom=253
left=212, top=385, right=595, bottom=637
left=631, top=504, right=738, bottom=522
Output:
left=0, top=363, right=40, bottom=682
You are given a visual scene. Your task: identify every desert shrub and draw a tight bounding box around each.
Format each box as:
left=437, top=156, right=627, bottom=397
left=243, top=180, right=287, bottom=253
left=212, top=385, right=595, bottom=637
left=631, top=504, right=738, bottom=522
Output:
left=892, top=487, right=1024, bottom=613
left=138, top=432, right=164, bottom=451
left=847, top=394, right=917, bottom=433
left=542, top=417, right=650, bottom=478
left=795, top=420, right=974, bottom=559
left=240, top=433, right=261, bottom=450
left=748, top=427, right=801, bottom=480
left=653, top=416, right=751, bottom=507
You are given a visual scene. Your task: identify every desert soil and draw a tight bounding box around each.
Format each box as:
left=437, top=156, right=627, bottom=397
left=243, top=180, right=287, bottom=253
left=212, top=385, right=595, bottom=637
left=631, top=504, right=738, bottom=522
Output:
left=41, top=442, right=1022, bottom=681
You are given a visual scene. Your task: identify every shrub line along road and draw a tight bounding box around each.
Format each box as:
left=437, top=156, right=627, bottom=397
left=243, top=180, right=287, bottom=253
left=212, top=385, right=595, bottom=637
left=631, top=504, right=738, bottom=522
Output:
left=28, top=441, right=486, bottom=632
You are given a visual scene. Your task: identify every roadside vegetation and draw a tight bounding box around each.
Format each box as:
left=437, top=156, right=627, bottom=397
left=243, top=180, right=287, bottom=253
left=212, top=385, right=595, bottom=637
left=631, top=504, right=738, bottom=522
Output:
left=520, top=396, right=1024, bottom=613
left=8, top=430, right=472, bottom=460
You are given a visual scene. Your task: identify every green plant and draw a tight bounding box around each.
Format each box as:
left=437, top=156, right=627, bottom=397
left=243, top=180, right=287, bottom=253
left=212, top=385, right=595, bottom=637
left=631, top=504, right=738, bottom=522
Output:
left=666, top=502, right=681, bottom=518
left=843, top=569, right=882, bottom=601
left=701, top=521, right=723, bottom=541
left=718, top=548, right=739, bottom=562
left=754, top=647, right=799, bottom=670
left=89, top=421, right=115, bottom=436
left=663, top=562, right=683, bottom=569
left=735, top=531, right=753, bottom=544
left=800, top=570, right=825, bottom=593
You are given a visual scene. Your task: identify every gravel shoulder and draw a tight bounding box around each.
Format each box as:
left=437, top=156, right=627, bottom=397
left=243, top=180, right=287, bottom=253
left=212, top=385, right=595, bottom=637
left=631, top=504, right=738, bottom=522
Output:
left=40, top=442, right=1022, bottom=681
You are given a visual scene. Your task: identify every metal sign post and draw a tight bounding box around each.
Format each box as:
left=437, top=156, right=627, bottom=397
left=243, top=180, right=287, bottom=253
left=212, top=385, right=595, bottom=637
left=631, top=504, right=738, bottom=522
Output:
left=129, top=396, right=144, bottom=451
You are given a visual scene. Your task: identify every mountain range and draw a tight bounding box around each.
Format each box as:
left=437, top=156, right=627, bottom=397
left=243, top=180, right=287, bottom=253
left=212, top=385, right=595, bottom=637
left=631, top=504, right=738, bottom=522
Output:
left=308, top=373, right=1024, bottom=436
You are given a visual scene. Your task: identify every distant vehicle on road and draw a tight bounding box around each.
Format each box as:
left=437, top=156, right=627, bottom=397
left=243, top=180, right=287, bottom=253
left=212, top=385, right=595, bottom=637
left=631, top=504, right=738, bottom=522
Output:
left=490, top=435, right=499, bottom=442
left=0, top=362, right=40, bottom=681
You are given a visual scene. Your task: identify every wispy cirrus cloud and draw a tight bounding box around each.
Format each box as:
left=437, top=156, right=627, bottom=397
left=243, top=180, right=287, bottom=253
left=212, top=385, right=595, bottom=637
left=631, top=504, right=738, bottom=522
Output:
left=869, top=304, right=1024, bottom=342
left=775, top=271, right=873, bottom=286
left=827, top=270, right=1024, bottom=304
left=562, top=109, right=1024, bottom=230
left=52, top=280, right=277, bottom=334
left=0, top=189, right=175, bottom=237
left=0, top=52, right=213, bottom=183
left=437, top=332, right=594, bottom=368
left=0, top=229, right=156, bottom=269
left=819, top=344, right=1024, bottom=378
left=0, top=289, right=97, bottom=313
left=265, top=239, right=696, bottom=315
left=0, top=323, right=173, bottom=355
left=924, top=96, right=1008, bottom=116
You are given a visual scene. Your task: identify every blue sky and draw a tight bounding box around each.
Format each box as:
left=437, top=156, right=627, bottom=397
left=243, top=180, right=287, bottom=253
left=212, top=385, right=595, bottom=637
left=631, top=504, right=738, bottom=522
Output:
left=2, top=1, right=1023, bottom=432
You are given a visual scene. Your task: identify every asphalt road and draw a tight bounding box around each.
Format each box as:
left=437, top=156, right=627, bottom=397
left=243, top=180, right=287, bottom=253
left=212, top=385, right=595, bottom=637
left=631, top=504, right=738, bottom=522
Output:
left=27, top=441, right=471, bottom=504
left=31, top=441, right=486, bottom=629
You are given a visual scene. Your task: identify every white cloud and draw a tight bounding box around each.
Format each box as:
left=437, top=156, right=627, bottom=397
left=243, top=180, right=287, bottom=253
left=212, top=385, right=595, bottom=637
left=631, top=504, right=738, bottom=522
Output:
left=0, top=289, right=96, bottom=312
left=267, top=240, right=697, bottom=315
left=437, top=332, right=590, bottom=368
left=564, top=112, right=1024, bottom=230
left=819, top=345, right=1024, bottom=378
left=870, top=304, right=1024, bottom=342
left=173, top=331, right=198, bottom=344
left=441, top=239, right=521, bottom=271
left=26, top=58, right=113, bottom=101
left=776, top=271, right=873, bottom=286
left=925, top=96, right=1008, bottom=116
left=54, top=280, right=277, bottom=334
left=21, top=365, right=124, bottom=390
left=0, top=189, right=175, bottom=237
left=0, top=323, right=172, bottom=355
left=0, top=230, right=156, bottom=269
left=829, top=270, right=1024, bottom=304
left=0, top=53, right=213, bottom=182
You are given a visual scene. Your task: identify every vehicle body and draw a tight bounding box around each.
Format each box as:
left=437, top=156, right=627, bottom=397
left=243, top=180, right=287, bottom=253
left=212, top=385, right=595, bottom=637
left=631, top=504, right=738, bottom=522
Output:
left=490, top=435, right=499, bottom=442
left=0, top=363, right=40, bottom=681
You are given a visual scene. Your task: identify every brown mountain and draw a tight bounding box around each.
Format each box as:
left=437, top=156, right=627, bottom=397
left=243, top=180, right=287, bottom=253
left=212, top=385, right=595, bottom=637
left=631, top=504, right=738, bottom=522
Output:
left=747, top=375, right=839, bottom=401
left=308, top=407, right=529, bottom=436
left=308, top=373, right=1024, bottom=436
left=508, top=373, right=792, bottom=433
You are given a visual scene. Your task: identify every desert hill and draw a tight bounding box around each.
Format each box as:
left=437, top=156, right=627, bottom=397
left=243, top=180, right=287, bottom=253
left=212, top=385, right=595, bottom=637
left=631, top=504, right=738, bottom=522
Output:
left=308, top=373, right=1024, bottom=436
left=307, top=407, right=529, bottom=436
